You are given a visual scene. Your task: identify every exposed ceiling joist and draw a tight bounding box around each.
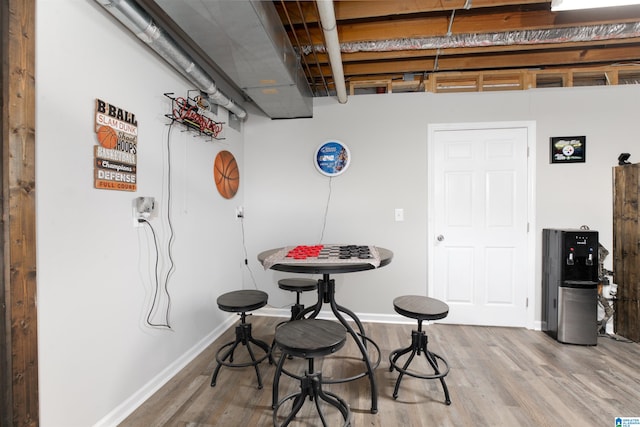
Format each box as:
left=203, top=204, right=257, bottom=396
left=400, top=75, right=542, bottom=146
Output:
left=105, top=1, right=640, bottom=117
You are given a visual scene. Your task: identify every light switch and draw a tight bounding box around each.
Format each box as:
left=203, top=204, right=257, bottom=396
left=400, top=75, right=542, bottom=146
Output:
left=395, top=208, right=404, bottom=222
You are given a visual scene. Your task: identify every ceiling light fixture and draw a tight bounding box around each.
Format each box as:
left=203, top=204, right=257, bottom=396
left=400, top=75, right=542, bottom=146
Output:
left=552, top=0, right=640, bottom=11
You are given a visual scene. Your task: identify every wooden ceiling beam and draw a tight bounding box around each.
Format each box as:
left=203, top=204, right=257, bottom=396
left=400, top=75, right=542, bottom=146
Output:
left=334, top=0, right=551, bottom=20
left=307, top=37, right=640, bottom=65
left=290, top=8, right=640, bottom=44
left=275, top=0, right=552, bottom=24
left=308, top=43, right=640, bottom=78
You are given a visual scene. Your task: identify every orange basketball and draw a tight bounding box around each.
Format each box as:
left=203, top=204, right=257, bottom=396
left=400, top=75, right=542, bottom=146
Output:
left=214, top=150, right=239, bottom=199
left=97, top=125, right=118, bottom=149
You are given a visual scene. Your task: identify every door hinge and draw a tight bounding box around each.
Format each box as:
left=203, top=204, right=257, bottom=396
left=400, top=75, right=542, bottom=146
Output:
left=526, top=297, right=529, bottom=308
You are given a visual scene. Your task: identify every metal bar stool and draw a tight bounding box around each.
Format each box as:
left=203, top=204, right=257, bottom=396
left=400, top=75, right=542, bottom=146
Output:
left=272, top=319, right=351, bottom=427
left=270, top=278, right=318, bottom=362
left=210, top=289, right=271, bottom=389
left=389, top=295, right=451, bottom=405
left=278, top=278, right=318, bottom=321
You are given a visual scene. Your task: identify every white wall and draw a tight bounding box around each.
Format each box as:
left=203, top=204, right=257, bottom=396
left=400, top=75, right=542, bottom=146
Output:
left=36, top=1, right=245, bottom=426
left=244, top=86, right=640, bottom=323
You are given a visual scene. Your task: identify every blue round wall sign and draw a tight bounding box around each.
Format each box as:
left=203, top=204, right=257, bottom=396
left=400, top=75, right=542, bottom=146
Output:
left=314, top=140, right=350, bottom=177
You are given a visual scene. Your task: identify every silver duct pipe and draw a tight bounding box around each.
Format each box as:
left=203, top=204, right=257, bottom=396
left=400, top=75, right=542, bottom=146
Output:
left=302, top=21, right=640, bottom=54
left=95, top=0, right=247, bottom=119
left=316, top=0, right=347, bottom=103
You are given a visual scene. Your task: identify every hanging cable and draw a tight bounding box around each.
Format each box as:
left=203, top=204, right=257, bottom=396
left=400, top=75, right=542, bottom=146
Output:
left=162, top=122, right=177, bottom=316
left=319, top=177, right=333, bottom=243
left=239, top=214, right=259, bottom=290
left=140, top=218, right=172, bottom=329
left=136, top=121, right=177, bottom=330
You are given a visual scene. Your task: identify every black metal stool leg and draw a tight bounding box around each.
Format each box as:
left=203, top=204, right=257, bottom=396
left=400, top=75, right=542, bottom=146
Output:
left=211, top=336, right=242, bottom=387
left=389, top=344, right=414, bottom=371
left=211, top=312, right=269, bottom=389
left=281, top=377, right=310, bottom=426
left=272, top=351, right=287, bottom=408
left=273, top=357, right=351, bottom=427
left=389, top=323, right=451, bottom=405
left=244, top=338, right=264, bottom=389
left=392, top=343, right=418, bottom=399
left=422, top=339, right=451, bottom=405
left=314, top=378, right=352, bottom=424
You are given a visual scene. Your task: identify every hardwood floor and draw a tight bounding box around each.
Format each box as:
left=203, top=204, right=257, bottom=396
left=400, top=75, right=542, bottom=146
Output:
left=119, top=316, right=640, bottom=426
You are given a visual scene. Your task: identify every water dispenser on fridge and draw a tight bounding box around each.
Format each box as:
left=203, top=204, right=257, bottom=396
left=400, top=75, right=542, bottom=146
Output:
left=542, top=229, right=599, bottom=345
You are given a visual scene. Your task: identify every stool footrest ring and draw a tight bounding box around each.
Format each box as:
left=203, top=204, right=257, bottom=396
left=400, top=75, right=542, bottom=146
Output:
left=388, top=329, right=451, bottom=405
left=210, top=322, right=270, bottom=389
left=214, top=340, right=270, bottom=368
left=389, top=348, right=450, bottom=380
left=272, top=370, right=351, bottom=427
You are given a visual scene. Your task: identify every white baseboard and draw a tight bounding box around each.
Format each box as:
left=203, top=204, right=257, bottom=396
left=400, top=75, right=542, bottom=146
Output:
left=92, top=315, right=237, bottom=427
left=532, top=320, right=543, bottom=331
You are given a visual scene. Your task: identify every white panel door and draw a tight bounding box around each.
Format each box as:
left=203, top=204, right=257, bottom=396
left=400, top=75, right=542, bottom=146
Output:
left=429, top=124, right=530, bottom=327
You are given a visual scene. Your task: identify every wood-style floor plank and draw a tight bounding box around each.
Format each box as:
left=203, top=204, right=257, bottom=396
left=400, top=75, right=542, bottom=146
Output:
left=119, top=316, right=640, bottom=427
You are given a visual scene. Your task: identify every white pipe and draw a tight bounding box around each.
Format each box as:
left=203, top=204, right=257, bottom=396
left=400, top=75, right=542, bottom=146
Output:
left=95, top=0, right=247, bottom=119
left=316, top=0, right=347, bottom=103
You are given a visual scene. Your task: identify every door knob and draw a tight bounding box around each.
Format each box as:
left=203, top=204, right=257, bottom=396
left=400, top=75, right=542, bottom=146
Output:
left=437, top=235, right=445, bottom=242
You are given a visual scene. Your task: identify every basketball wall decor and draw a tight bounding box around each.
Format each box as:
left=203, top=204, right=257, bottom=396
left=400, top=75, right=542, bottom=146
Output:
left=96, top=125, right=118, bottom=149
left=314, top=140, right=350, bottom=177
left=94, top=98, right=138, bottom=192
left=214, top=150, right=239, bottom=199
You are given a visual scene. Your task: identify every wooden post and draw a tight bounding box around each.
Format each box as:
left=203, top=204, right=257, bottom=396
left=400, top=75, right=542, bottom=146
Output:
left=1, top=0, right=39, bottom=425
left=613, top=164, right=640, bottom=342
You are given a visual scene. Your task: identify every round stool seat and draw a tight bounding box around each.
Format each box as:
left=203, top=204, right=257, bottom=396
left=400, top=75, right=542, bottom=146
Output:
left=273, top=319, right=351, bottom=426
left=275, top=319, right=346, bottom=359
left=277, top=278, right=318, bottom=293
left=217, top=290, right=268, bottom=313
left=393, top=295, right=449, bottom=321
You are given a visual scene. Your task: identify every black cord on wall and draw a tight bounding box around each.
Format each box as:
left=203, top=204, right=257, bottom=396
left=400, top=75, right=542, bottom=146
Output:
left=319, top=176, right=333, bottom=244
left=239, top=214, right=259, bottom=290
left=136, top=122, right=178, bottom=330
left=140, top=218, right=172, bottom=329
left=162, top=122, right=176, bottom=316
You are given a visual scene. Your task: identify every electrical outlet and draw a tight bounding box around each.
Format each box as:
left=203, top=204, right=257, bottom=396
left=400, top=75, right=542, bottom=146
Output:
left=235, top=206, right=244, bottom=219
left=133, top=196, right=156, bottom=227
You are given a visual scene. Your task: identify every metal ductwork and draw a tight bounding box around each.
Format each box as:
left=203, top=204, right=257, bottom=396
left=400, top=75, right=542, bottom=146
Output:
left=303, top=21, right=640, bottom=54
left=96, top=0, right=248, bottom=119
left=151, top=0, right=313, bottom=119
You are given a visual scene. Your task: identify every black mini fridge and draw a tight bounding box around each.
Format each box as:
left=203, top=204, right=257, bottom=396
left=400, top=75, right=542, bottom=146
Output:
left=542, top=229, right=599, bottom=345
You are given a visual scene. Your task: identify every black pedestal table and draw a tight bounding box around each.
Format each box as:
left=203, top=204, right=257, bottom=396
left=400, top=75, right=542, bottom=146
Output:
left=258, top=245, right=393, bottom=414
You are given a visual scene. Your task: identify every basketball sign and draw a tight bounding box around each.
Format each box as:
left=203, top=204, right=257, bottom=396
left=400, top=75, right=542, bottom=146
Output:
left=214, top=150, right=239, bottom=199
left=314, top=140, right=350, bottom=177
left=94, top=99, right=138, bottom=192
